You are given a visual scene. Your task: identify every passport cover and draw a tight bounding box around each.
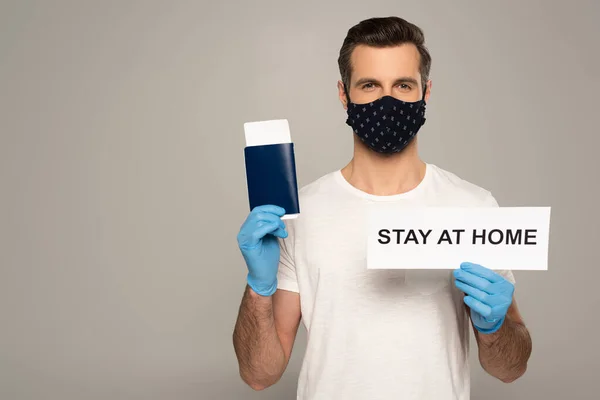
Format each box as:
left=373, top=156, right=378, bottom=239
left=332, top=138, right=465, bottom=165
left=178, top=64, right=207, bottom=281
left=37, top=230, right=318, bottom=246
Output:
left=244, top=142, right=300, bottom=216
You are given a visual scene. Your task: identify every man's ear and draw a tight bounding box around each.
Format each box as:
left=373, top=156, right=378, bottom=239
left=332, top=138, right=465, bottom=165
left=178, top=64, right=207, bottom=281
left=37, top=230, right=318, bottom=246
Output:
left=337, top=80, right=348, bottom=110
left=424, top=80, right=432, bottom=103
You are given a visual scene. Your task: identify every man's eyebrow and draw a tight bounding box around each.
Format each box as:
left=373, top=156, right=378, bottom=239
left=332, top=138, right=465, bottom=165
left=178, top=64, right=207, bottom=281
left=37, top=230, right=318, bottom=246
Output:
left=353, top=77, right=381, bottom=87
left=393, top=77, right=419, bottom=86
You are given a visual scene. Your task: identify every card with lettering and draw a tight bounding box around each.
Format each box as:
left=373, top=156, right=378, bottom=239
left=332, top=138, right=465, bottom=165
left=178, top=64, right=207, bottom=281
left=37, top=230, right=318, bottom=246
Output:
left=367, top=206, right=551, bottom=270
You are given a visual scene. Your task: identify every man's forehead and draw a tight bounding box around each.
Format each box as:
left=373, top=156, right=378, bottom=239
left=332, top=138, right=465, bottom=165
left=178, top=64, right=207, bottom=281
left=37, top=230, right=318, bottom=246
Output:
left=350, top=44, right=421, bottom=80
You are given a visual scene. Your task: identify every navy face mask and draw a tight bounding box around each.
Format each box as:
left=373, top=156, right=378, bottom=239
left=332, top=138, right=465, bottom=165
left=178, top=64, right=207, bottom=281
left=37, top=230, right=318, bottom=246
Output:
left=345, top=89, right=427, bottom=154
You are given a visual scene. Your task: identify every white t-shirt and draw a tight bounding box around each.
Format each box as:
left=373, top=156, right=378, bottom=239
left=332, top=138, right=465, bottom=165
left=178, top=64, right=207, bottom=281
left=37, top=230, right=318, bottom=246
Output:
left=276, top=163, right=515, bottom=400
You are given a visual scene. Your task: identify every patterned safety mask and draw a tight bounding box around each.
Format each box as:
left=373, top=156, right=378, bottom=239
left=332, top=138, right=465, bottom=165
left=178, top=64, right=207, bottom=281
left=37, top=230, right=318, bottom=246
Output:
left=345, top=90, right=427, bottom=154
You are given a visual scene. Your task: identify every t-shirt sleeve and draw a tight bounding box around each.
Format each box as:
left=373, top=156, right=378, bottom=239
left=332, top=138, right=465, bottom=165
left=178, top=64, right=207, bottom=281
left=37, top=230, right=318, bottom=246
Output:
left=277, top=219, right=300, bottom=293
left=481, top=191, right=517, bottom=286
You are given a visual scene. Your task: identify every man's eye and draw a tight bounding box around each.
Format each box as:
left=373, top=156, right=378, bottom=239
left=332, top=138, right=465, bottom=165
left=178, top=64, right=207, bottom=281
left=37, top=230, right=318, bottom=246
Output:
left=398, top=83, right=411, bottom=90
left=362, top=83, right=375, bottom=90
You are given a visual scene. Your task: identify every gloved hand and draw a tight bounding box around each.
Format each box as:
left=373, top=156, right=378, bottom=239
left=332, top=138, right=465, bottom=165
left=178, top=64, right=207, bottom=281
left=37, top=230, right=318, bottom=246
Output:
left=453, top=262, right=514, bottom=334
left=237, top=205, right=288, bottom=296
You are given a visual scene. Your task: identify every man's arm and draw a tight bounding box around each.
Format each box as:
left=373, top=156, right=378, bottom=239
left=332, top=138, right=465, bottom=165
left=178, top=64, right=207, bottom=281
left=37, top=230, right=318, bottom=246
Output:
left=233, top=204, right=301, bottom=390
left=473, top=297, right=532, bottom=383
left=454, top=262, right=532, bottom=383
left=233, top=287, right=301, bottom=391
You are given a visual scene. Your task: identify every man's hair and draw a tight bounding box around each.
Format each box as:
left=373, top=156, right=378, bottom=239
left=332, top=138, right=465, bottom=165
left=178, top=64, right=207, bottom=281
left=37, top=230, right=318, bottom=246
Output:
left=338, top=16, right=432, bottom=97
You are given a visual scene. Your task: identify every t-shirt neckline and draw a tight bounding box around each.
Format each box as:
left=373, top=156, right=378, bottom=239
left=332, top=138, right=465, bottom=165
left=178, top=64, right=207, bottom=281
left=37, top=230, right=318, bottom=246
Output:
left=333, top=163, right=431, bottom=201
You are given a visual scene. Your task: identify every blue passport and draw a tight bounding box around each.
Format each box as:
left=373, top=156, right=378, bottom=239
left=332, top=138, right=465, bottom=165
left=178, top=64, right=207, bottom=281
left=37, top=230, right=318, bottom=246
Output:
left=244, top=142, right=300, bottom=217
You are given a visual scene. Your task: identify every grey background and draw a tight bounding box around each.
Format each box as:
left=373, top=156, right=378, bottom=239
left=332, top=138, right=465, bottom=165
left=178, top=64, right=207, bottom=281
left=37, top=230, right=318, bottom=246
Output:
left=1, top=0, right=598, bottom=399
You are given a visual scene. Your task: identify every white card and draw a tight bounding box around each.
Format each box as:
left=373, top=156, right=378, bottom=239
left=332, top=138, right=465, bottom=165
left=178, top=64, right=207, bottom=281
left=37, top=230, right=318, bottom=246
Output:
left=367, top=206, right=551, bottom=270
left=244, top=119, right=291, bottom=147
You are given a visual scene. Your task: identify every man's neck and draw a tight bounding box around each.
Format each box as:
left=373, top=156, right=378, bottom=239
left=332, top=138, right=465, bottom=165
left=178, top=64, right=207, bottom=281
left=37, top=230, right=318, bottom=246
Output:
left=341, top=138, right=426, bottom=196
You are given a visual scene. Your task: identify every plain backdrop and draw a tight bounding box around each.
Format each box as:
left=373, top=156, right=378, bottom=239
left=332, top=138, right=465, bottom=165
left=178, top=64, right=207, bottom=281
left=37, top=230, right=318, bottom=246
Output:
left=1, top=1, right=599, bottom=399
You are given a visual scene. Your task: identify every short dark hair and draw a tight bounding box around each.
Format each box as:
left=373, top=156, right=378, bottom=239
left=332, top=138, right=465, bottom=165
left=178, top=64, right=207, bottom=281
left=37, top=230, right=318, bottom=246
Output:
left=338, top=17, right=432, bottom=97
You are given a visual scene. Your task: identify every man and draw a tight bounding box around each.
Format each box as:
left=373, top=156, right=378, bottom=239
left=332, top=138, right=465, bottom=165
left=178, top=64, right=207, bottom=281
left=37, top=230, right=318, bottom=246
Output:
left=233, top=16, right=532, bottom=400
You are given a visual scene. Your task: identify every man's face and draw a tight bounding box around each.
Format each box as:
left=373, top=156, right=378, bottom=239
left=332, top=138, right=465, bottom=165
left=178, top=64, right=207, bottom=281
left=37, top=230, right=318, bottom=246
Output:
left=339, top=43, right=429, bottom=107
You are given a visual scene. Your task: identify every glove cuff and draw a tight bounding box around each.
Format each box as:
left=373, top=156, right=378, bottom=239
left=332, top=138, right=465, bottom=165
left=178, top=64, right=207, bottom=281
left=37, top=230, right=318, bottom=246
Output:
left=247, top=275, right=278, bottom=297
left=475, top=317, right=505, bottom=335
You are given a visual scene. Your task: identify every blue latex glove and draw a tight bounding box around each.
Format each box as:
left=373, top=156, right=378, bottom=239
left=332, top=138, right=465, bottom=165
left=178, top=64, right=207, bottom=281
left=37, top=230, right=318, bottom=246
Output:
left=237, top=205, right=288, bottom=296
left=453, top=262, right=514, bottom=334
